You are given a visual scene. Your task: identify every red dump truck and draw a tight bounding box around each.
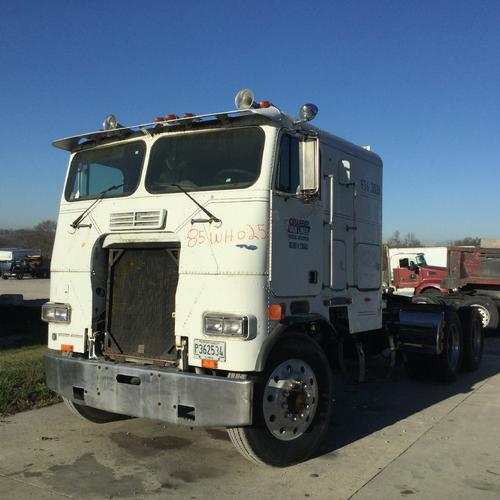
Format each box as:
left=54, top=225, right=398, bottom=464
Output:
left=389, top=244, right=500, bottom=330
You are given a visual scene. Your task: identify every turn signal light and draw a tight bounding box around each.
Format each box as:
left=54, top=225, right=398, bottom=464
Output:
left=202, top=359, right=218, bottom=369
left=61, top=344, right=73, bottom=352
left=268, top=303, right=285, bottom=321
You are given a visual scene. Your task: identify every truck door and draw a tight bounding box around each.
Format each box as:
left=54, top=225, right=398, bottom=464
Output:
left=270, top=133, right=323, bottom=297
left=393, top=257, right=421, bottom=288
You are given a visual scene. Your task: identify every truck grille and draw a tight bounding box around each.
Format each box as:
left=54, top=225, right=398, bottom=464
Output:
left=106, top=247, right=179, bottom=359
left=109, top=210, right=166, bottom=231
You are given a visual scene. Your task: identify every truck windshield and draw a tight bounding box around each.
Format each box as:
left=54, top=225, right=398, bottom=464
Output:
left=416, top=255, right=427, bottom=266
left=65, top=141, right=145, bottom=201
left=146, top=127, right=264, bottom=193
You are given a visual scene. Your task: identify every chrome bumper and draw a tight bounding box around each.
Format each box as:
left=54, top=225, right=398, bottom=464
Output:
left=44, top=353, right=253, bottom=427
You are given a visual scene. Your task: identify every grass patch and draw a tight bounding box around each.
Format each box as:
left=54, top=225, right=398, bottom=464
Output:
left=0, top=345, right=61, bottom=416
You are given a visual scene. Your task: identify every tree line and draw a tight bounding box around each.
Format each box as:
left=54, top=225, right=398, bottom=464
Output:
left=0, top=221, right=57, bottom=257
left=385, top=230, right=481, bottom=248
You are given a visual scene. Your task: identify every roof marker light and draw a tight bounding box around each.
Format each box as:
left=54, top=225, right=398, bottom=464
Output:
left=259, top=101, right=272, bottom=108
left=235, top=88, right=255, bottom=110
left=183, top=112, right=195, bottom=118
left=165, top=114, right=178, bottom=121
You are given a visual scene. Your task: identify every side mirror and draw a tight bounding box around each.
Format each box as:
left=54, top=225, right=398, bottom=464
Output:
left=298, top=136, right=319, bottom=196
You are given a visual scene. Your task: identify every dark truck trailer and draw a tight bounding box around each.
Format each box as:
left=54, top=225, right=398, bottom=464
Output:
left=403, top=244, right=500, bottom=331
left=437, top=246, right=500, bottom=331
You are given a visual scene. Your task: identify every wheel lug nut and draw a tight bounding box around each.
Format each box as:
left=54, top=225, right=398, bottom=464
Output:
left=300, top=413, right=304, bottom=419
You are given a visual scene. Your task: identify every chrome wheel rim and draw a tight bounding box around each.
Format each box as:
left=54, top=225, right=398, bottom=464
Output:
left=262, top=359, right=318, bottom=441
left=470, top=304, right=490, bottom=328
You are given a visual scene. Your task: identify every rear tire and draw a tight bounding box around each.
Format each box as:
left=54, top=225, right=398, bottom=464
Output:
left=459, top=307, right=484, bottom=371
left=461, top=295, right=499, bottom=331
left=405, top=309, right=463, bottom=383
left=411, top=295, right=441, bottom=305
left=433, top=308, right=463, bottom=382
left=227, top=332, right=332, bottom=467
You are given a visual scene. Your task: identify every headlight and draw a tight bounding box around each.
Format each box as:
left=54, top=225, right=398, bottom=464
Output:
left=204, top=314, right=248, bottom=338
left=41, top=303, right=71, bottom=323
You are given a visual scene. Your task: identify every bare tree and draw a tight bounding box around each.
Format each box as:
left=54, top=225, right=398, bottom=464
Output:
left=386, top=230, right=421, bottom=248
left=403, top=232, right=421, bottom=247
left=386, top=230, right=402, bottom=247
left=0, top=220, right=57, bottom=256
left=453, top=236, right=481, bottom=246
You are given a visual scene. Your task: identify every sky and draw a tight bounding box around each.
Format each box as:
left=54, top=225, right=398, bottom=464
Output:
left=0, top=1, right=499, bottom=243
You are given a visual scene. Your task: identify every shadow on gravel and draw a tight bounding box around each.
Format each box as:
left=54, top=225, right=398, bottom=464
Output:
left=0, top=303, right=47, bottom=349
left=318, top=336, right=500, bottom=457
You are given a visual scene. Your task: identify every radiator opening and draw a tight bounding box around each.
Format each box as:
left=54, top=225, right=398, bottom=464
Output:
left=104, top=246, right=180, bottom=360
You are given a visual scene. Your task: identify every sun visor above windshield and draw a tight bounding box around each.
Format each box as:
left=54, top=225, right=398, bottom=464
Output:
left=52, top=109, right=280, bottom=152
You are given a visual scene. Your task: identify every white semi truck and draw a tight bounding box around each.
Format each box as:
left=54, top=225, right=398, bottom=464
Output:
left=43, top=90, right=484, bottom=466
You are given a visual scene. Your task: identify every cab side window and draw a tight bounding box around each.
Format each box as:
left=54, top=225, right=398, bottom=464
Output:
left=276, top=134, right=300, bottom=193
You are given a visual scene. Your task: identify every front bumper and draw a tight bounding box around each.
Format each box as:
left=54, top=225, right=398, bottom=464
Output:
left=44, top=353, right=253, bottom=427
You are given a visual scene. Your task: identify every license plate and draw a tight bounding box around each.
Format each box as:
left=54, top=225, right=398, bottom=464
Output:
left=193, top=339, right=226, bottom=361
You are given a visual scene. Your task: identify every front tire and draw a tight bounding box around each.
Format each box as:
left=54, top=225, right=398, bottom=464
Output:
left=62, top=397, right=130, bottom=423
left=60, top=351, right=131, bottom=424
left=228, top=332, right=332, bottom=467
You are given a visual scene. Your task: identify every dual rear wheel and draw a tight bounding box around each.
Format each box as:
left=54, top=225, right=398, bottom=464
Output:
left=405, top=307, right=484, bottom=382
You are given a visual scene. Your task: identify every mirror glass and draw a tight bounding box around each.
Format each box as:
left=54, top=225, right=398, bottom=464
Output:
left=299, top=137, right=319, bottom=194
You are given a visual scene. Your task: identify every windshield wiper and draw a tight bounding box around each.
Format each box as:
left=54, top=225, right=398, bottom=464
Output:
left=170, top=184, right=221, bottom=224
left=70, top=183, right=125, bottom=229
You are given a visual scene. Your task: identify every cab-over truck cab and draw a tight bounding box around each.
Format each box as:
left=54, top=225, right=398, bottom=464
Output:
left=43, top=90, right=482, bottom=467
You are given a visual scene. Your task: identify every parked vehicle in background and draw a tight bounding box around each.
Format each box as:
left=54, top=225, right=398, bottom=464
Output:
left=388, top=243, right=500, bottom=331
left=0, top=248, right=48, bottom=279
left=26, top=255, right=51, bottom=278
left=436, top=243, right=500, bottom=330
left=390, top=246, right=448, bottom=267
left=42, top=89, right=485, bottom=467
left=386, top=248, right=447, bottom=296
